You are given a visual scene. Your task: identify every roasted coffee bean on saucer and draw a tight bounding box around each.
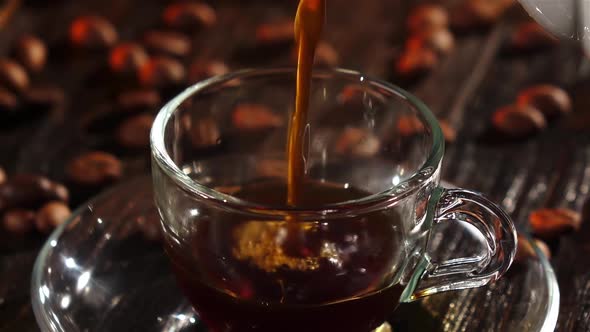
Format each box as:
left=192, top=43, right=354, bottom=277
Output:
left=188, top=60, right=229, bottom=82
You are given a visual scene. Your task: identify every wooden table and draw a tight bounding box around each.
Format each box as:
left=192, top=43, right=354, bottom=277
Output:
left=1, top=0, right=589, bottom=330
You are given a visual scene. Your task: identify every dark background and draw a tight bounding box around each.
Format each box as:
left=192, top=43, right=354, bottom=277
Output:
left=1, top=0, right=590, bottom=330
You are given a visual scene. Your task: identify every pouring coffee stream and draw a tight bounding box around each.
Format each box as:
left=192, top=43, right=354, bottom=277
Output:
left=287, top=0, right=326, bottom=207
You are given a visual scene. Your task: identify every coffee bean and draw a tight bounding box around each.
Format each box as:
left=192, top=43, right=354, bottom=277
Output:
left=163, top=2, right=217, bottom=30
left=0, top=88, right=18, bottom=113
left=70, top=15, right=118, bottom=49
left=143, top=30, right=191, bottom=58
left=139, top=56, right=185, bottom=88
left=36, top=201, right=71, bottom=232
left=0, top=174, right=69, bottom=212
left=0, top=167, right=5, bottom=184
left=406, top=28, right=455, bottom=55
left=184, top=116, right=220, bottom=148
left=15, top=35, right=47, bottom=73
left=529, top=208, right=581, bottom=240
left=395, top=47, right=438, bottom=78
left=438, top=119, right=457, bottom=143
left=117, top=89, right=160, bottom=112
left=397, top=115, right=425, bottom=136
left=67, top=151, right=123, bottom=186
left=232, top=103, right=284, bottom=130
left=407, top=4, right=449, bottom=33
left=116, top=113, right=154, bottom=149
left=256, top=20, right=294, bottom=44
left=188, top=60, right=229, bottom=82
left=514, top=234, right=551, bottom=263
left=3, top=209, right=35, bottom=234
left=492, top=104, right=546, bottom=137
left=109, top=42, right=148, bottom=74
left=0, top=58, right=30, bottom=93
left=23, top=85, right=65, bottom=110
left=334, top=127, right=380, bottom=157
left=516, top=84, right=571, bottom=118
left=451, top=0, right=515, bottom=29
left=510, top=22, right=558, bottom=51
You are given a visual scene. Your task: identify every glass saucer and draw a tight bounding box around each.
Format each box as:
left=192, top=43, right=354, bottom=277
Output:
left=31, top=176, right=559, bottom=332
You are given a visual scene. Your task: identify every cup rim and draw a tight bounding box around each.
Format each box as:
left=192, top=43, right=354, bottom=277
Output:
left=150, top=67, right=445, bottom=217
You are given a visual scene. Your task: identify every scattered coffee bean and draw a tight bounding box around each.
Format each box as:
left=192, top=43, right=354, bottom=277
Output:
left=0, top=88, right=18, bottom=113
left=0, top=167, right=5, bottom=184
left=36, top=201, right=71, bottom=232
left=492, top=104, right=546, bottom=137
left=529, top=208, right=582, bottom=239
left=397, top=115, right=425, bottom=136
left=0, top=58, right=29, bottom=93
left=514, top=235, right=551, bottom=263
left=188, top=60, right=229, bottom=82
left=23, top=85, right=65, bottom=110
left=510, top=22, right=558, bottom=51
left=143, top=30, right=191, bottom=58
left=534, top=239, right=551, bottom=259
left=67, top=151, right=123, bottom=186
left=256, top=20, right=294, bottom=44
left=163, top=2, right=217, bottom=29
left=214, top=185, right=242, bottom=195
left=395, top=47, right=438, bottom=78
left=438, top=119, right=457, bottom=143
left=117, top=89, right=160, bottom=112
left=109, top=42, right=148, bottom=74
left=516, top=84, right=571, bottom=118
left=15, top=35, right=47, bottom=73
left=116, top=113, right=154, bottom=149
left=139, top=56, right=185, bottom=88
left=0, top=174, right=69, bottom=212
left=407, top=4, right=449, bottom=33
left=232, top=103, right=284, bottom=130
left=334, top=127, right=380, bottom=157
left=451, top=0, right=514, bottom=29
left=185, top=116, right=220, bottom=148
left=406, top=28, right=455, bottom=55
left=70, top=15, right=118, bottom=49
left=3, top=209, right=35, bottom=234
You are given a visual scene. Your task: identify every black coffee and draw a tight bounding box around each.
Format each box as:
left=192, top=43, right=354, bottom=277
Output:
left=164, top=180, right=406, bottom=332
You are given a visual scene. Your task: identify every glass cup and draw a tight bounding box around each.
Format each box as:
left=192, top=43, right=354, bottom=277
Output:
left=150, top=68, right=517, bottom=332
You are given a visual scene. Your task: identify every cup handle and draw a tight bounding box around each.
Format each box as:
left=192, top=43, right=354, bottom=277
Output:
left=401, top=187, right=518, bottom=302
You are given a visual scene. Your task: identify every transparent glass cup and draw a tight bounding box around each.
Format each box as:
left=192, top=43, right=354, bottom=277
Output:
left=150, top=68, right=517, bottom=332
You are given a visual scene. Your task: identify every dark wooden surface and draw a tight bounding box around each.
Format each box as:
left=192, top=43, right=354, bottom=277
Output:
left=1, top=0, right=590, bottom=331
